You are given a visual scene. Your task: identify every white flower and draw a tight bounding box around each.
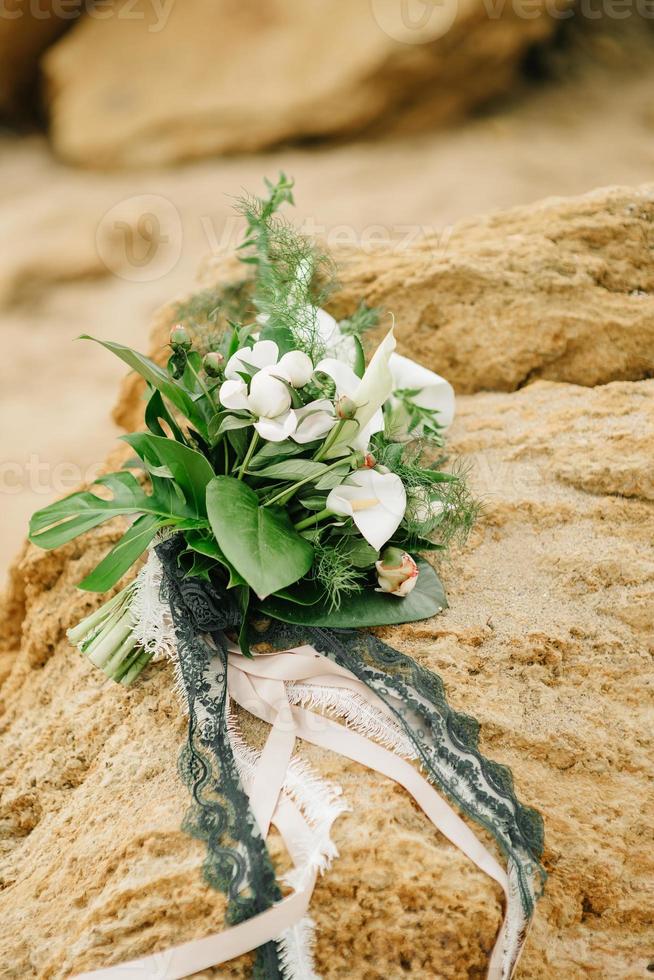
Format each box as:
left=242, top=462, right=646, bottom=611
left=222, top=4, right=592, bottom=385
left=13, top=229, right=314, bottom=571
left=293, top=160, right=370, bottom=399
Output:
left=375, top=547, right=419, bottom=597
left=255, top=412, right=297, bottom=442
left=219, top=378, right=250, bottom=411
left=247, top=369, right=291, bottom=419
left=388, top=353, right=455, bottom=432
left=292, top=399, right=335, bottom=444
left=315, top=328, right=396, bottom=457
left=326, top=469, right=406, bottom=551
left=225, top=339, right=279, bottom=380
left=276, top=350, right=313, bottom=388
left=219, top=355, right=298, bottom=444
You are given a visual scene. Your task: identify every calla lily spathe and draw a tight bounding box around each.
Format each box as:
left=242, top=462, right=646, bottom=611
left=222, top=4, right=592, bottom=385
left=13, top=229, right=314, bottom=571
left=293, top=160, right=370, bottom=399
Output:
left=314, top=308, right=456, bottom=435
left=326, top=468, right=406, bottom=551
left=389, top=353, right=455, bottom=432
left=315, top=328, right=396, bottom=457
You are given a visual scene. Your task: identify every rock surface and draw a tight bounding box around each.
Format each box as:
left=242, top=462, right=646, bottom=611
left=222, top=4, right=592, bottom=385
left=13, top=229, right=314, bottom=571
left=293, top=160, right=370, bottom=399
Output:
left=2, top=183, right=653, bottom=977
left=1, top=382, right=653, bottom=975
left=42, top=0, right=557, bottom=168
left=326, top=183, right=654, bottom=393
left=118, top=183, right=654, bottom=432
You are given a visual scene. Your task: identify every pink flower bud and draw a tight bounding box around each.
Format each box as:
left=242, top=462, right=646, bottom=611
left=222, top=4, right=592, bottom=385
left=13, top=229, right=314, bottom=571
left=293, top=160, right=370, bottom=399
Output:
left=203, top=351, right=225, bottom=377
left=170, top=323, right=191, bottom=349
left=335, top=394, right=357, bottom=420
left=375, top=547, right=419, bottom=597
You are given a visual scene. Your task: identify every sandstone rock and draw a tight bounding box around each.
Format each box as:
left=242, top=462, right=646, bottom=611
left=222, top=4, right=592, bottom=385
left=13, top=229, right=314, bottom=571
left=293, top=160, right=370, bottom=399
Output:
left=117, top=183, right=654, bottom=433
left=0, top=1, right=79, bottom=118
left=1, top=367, right=652, bottom=976
left=42, top=0, right=557, bottom=168
left=326, top=183, right=654, bottom=393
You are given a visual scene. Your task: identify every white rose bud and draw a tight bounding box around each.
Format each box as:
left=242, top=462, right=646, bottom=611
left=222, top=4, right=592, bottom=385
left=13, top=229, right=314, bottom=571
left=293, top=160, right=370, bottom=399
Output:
left=248, top=369, right=292, bottom=419
left=277, top=350, right=313, bottom=388
left=375, top=547, right=419, bottom=597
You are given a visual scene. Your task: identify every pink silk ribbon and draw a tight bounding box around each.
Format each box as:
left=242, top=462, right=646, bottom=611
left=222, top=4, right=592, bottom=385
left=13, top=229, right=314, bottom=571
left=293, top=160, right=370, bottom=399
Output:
left=74, top=643, right=522, bottom=980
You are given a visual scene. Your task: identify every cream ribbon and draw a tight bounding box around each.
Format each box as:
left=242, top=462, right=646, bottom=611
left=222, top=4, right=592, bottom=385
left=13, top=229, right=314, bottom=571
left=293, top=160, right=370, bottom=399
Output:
left=74, top=643, right=522, bottom=980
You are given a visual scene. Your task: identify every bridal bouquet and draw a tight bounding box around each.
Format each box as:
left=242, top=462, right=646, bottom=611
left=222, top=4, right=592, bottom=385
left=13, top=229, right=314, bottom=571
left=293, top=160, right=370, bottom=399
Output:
left=29, top=177, right=544, bottom=980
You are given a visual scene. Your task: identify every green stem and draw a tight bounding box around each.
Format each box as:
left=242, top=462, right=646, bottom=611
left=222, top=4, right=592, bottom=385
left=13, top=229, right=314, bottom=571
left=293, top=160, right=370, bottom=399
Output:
left=189, top=361, right=217, bottom=412
left=294, top=507, right=332, bottom=532
left=314, top=419, right=346, bottom=462
left=264, top=455, right=352, bottom=508
left=238, top=431, right=259, bottom=480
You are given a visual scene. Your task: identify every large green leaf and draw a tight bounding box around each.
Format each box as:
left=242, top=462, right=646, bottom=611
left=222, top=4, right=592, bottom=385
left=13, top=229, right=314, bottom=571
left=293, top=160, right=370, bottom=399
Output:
left=82, top=336, right=211, bottom=439
left=122, top=433, right=214, bottom=516
left=28, top=471, right=184, bottom=550
left=79, top=514, right=161, bottom=591
left=206, top=476, right=313, bottom=599
left=258, top=559, right=447, bottom=628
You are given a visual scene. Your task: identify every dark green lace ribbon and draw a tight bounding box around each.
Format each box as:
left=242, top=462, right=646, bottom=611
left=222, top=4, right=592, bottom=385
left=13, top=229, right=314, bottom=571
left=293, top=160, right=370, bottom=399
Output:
left=157, top=537, right=545, bottom=978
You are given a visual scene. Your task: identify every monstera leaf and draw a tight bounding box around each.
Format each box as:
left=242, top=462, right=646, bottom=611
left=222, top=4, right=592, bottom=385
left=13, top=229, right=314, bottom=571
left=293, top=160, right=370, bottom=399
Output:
left=29, top=434, right=214, bottom=591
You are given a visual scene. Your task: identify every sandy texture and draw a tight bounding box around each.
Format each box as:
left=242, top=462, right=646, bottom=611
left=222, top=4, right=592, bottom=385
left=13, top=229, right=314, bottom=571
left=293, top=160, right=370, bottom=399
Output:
left=1, top=374, right=652, bottom=978
left=41, top=0, right=558, bottom=168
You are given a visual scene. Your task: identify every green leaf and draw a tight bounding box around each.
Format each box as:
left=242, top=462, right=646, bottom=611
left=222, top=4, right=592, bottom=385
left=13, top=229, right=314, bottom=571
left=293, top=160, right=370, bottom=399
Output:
left=81, top=336, right=211, bottom=439
left=29, top=471, right=177, bottom=550
left=253, top=460, right=327, bottom=482
left=315, top=464, right=350, bottom=490
left=258, top=559, right=446, bottom=627
left=185, top=531, right=246, bottom=588
left=249, top=440, right=307, bottom=468
left=258, top=321, right=295, bottom=355
left=208, top=412, right=253, bottom=445
left=79, top=514, right=161, bottom=592
left=338, top=537, right=379, bottom=568
left=352, top=335, right=365, bottom=379
left=206, top=476, right=313, bottom=599
left=121, top=433, right=214, bottom=516
left=145, top=389, right=186, bottom=443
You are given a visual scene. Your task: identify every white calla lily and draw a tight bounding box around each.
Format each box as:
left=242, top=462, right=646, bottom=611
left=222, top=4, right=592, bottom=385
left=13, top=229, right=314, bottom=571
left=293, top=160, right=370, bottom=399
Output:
left=219, top=378, right=250, bottom=411
left=292, top=399, right=335, bottom=444
left=225, top=340, right=279, bottom=380
left=389, top=353, right=455, bottom=430
left=326, top=469, right=406, bottom=551
left=316, top=328, right=395, bottom=457
left=247, top=369, right=292, bottom=419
